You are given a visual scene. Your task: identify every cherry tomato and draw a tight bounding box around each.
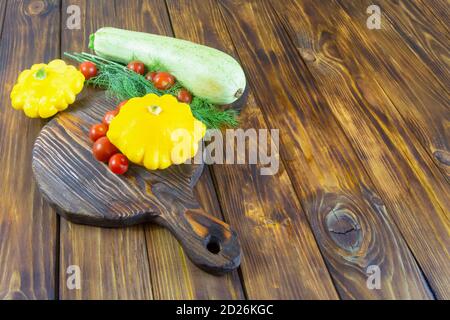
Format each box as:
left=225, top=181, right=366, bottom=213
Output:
left=177, top=89, right=192, bottom=104
left=102, top=109, right=119, bottom=126
left=108, top=153, right=129, bottom=175
left=79, top=61, right=97, bottom=80
left=116, top=100, right=129, bottom=112
left=153, top=72, right=176, bottom=90
left=89, top=123, right=108, bottom=142
left=92, top=137, right=119, bottom=162
left=127, top=61, right=145, bottom=75
left=145, top=72, right=156, bottom=82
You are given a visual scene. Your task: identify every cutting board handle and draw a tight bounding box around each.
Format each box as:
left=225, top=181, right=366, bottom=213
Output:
left=155, top=201, right=241, bottom=274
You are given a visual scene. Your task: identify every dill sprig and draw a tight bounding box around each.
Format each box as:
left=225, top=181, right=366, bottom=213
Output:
left=64, top=52, right=239, bottom=129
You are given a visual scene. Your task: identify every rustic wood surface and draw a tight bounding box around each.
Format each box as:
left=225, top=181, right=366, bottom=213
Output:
left=166, top=0, right=338, bottom=299
left=58, top=0, right=244, bottom=299
left=271, top=0, right=449, bottom=299
left=0, top=0, right=59, bottom=299
left=219, top=0, right=434, bottom=299
left=0, top=0, right=448, bottom=299
left=58, top=0, right=154, bottom=300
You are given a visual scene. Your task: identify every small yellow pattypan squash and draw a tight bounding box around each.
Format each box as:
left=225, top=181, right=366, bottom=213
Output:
left=10, top=59, right=85, bottom=118
left=107, top=94, right=206, bottom=170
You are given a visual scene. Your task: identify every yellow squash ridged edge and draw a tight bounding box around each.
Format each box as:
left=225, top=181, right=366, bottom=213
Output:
left=107, top=94, right=206, bottom=170
left=10, top=59, right=85, bottom=118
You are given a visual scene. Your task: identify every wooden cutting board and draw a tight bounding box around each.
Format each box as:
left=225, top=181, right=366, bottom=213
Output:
left=31, top=90, right=241, bottom=274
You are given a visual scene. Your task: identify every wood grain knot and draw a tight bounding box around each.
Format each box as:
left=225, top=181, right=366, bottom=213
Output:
left=315, top=30, right=343, bottom=63
left=433, top=150, right=450, bottom=166
left=326, top=209, right=362, bottom=253
left=299, top=48, right=316, bottom=62
left=312, top=190, right=368, bottom=254
left=27, top=0, right=46, bottom=16
left=311, top=191, right=369, bottom=256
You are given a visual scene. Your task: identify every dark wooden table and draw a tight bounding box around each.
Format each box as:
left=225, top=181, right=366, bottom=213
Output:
left=0, top=0, right=448, bottom=300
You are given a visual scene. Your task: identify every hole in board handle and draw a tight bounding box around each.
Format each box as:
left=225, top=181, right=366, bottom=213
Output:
left=206, top=236, right=221, bottom=254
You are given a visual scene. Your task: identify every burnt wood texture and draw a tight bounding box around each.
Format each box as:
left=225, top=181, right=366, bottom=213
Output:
left=0, top=0, right=449, bottom=299
left=59, top=0, right=244, bottom=300
left=0, top=0, right=59, bottom=299
left=270, top=0, right=449, bottom=299
left=58, top=0, right=154, bottom=300
left=166, top=0, right=338, bottom=299
left=218, top=0, right=436, bottom=299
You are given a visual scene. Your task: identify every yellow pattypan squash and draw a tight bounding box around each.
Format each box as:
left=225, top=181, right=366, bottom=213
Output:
left=10, top=59, right=85, bottom=118
left=107, top=94, right=206, bottom=170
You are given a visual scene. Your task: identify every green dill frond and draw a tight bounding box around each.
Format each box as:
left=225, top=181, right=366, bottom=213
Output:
left=190, top=97, right=239, bottom=129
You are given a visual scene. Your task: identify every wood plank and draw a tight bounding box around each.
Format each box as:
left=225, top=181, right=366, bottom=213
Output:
left=377, top=0, right=449, bottom=86
left=417, top=0, right=450, bottom=32
left=59, top=223, right=152, bottom=299
left=272, top=0, right=450, bottom=299
left=218, top=0, right=434, bottom=299
left=335, top=0, right=450, bottom=179
left=0, top=0, right=59, bottom=299
left=166, top=0, right=338, bottom=299
left=114, top=0, right=244, bottom=299
left=59, top=0, right=153, bottom=299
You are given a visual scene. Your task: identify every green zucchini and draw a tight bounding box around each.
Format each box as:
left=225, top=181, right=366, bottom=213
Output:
left=89, top=27, right=246, bottom=105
